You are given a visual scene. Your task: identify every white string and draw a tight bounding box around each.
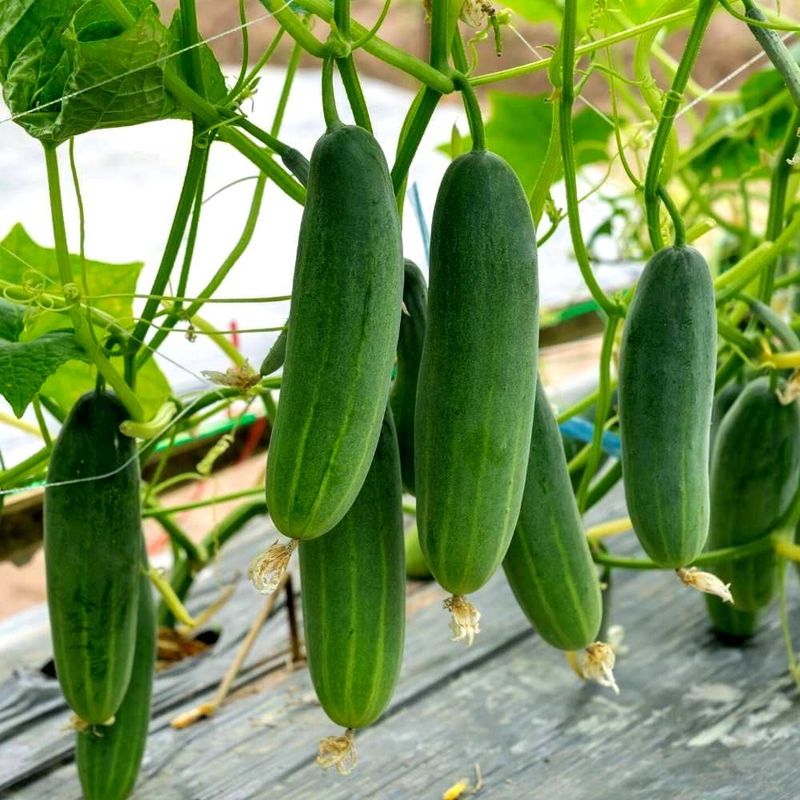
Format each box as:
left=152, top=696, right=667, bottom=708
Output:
left=0, top=4, right=292, bottom=128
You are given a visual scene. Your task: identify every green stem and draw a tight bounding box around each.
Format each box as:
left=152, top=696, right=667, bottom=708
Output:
left=760, top=107, right=800, bottom=300
left=593, top=534, right=775, bottom=571
left=149, top=510, right=207, bottom=563
left=742, top=0, right=800, bottom=110
left=559, top=0, right=621, bottom=318
left=143, top=487, right=263, bottom=517
left=258, top=0, right=328, bottom=57
left=0, top=446, right=50, bottom=489
left=228, top=28, right=285, bottom=106
left=132, top=145, right=208, bottom=367
left=584, top=460, right=623, bottom=512
left=471, top=9, right=695, bottom=86
left=321, top=57, right=341, bottom=128
left=455, top=74, right=485, bottom=151
left=336, top=56, right=373, bottom=131
left=191, top=315, right=245, bottom=366
left=391, top=86, right=442, bottom=200
left=576, top=317, right=619, bottom=511
left=643, top=0, right=716, bottom=251
left=43, top=145, right=143, bottom=420
left=178, top=0, right=205, bottom=96
left=32, top=397, right=52, bottom=447
left=288, top=0, right=455, bottom=93
left=529, top=90, right=562, bottom=226
left=430, top=0, right=452, bottom=72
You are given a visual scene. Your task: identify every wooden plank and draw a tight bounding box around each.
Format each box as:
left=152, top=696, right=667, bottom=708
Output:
left=5, top=489, right=800, bottom=798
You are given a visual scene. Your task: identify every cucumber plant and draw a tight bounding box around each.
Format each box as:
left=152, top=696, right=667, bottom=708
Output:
left=5, top=0, right=800, bottom=791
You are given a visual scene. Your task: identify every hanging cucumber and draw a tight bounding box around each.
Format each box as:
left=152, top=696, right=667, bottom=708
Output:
left=44, top=390, right=142, bottom=725
left=705, top=378, right=800, bottom=618
left=404, top=524, right=431, bottom=580
left=710, top=382, right=744, bottom=457
left=265, top=118, right=403, bottom=540
left=76, top=559, right=156, bottom=800
left=618, top=245, right=716, bottom=568
left=504, top=379, right=602, bottom=651
left=300, top=409, right=405, bottom=771
left=415, top=148, right=539, bottom=636
left=390, top=259, right=428, bottom=495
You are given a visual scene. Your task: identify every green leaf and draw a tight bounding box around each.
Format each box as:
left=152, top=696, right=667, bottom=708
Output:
left=1, top=0, right=187, bottom=143
left=440, top=91, right=610, bottom=196
left=40, top=354, right=170, bottom=420
left=0, top=298, right=25, bottom=341
left=0, top=329, right=88, bottom=416
left=0, top=223, right=142, bottom=326
left=168, top=9, right=227, bottom=104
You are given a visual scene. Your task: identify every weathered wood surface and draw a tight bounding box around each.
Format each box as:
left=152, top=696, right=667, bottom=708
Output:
left=2, top=488, right=800, bottom=799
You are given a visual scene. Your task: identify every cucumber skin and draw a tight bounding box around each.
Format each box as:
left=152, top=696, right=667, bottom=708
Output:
left=44, top=391, right=141, bottom=724
left=706, top=599, right=760, bottom=642
left=618, top=245, right=716, bottom=568
left=390, top=259, right=428, bottom=495
left=300, top=410, right=405, bottom=729
left=76, top=567, right=156, bottom=800
left=415, top=150, right=539, bottom=596
left=706, top=378, right=800, bottom=611
left=504, top=379, right=602, bottom=651
left=266, top=124, right=403, bottom=540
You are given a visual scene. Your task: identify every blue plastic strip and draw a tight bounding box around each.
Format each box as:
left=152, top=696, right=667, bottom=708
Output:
left=410, top=181, right=431, bottom=266
left=559, top=417, right=621, bottom=458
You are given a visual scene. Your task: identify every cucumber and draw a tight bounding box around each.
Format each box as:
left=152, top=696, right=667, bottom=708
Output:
left=266, top=124, right=403, bottom=540
left=618, top=245, right=716, bottom=567
left=76, top=561, right=155, bottom=800
left=706, top=600, right=761, bottom=643
left=259, top=326, right=287, bottom=376
left=415, top=150, right=539, bottom=597
left=710, top=382, right=743, bottom=456
left=504, top=379, right=602, bottom=651
left=44, top=390, right=142, bottom=724
left=706, top=377, right=800, bottom=612
left=390, top=259, right=428, bottom=495
left=300, top=409, right=405, bottom=729
left=404, top=524, right=431, bottom=580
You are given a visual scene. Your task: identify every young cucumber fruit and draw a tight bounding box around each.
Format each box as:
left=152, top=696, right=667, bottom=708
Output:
left=415, top=150, right=539, bottom=597
left=266, top=124, right=403, bottom=540
left=504, top=379, right=602, bottom=651
left=76, top=560, right=156, bottom=800
left=706, top=378, right=800, bottom=614
left=300, top=409, right=405, bottom=729
left=618, top=245, right=716, bottom=568
left=390, top=259, right=428, bottom=495
left=44, top=390, right=142, bottom=724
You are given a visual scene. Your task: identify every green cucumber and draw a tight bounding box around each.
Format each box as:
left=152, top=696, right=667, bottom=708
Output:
left=300, top=409, right=405, bottom=729
left=266, top=124, right=403, bottom=540
left=504, top=379, right=602, bottom=651
left=706, top=600, right=761, bottom=643
left=259, top=326, right=287, bottom=376
left=404, top=524, right=431, bottom=580
left=415, top=150, right=539, bottom=597
left=710, top=382, right=743, bottom=456
left=390, top=259, right=428, bottom=495
left=44, top=391, right=142, bottom=724
left=76, top=561, right=155, bottom=800
left=706, top=377, right=800, bottom=613
left=618, top=245, right=716, bottom=567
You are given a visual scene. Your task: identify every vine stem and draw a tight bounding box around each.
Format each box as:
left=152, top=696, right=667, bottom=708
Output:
left=643, top=0, right=716, bottom=251
left=322, top=57, right=341, bottom=129
left=456, top=75, right=485, bottom=151
left=42, top=145, right=144, bottom=421
left=576, top=316, right=619, bottom=511
left=391, top=87, right=442, bottom=201
left=471, top=9, right=694, bottom=86
left=760, top=106, right=800, bottom=301
left=559, top=0, right=621, bottom=318
left=593, top=534, right=776, bottom=571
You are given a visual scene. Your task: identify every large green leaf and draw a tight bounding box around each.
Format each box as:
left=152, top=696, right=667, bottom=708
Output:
left=0, top=0, right=225, bottom=142
left=441, top=90, right=610, bottom=196
left=0, top=329, right=88, bottom=416
left=0, top=223, right=142, bottom=325
left=0, top=298, right=25, bottom=341
left=40, top=355, right=169, bottom=420
left=0, top=224, right=171, bottom=418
